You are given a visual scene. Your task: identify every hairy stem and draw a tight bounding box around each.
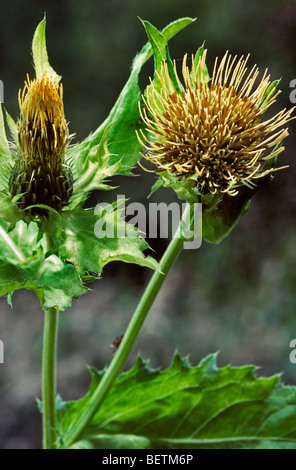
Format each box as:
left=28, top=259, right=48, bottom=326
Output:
left=42, top=306, right=59, bottom=449
left=64, top=203, right=194, bottom=448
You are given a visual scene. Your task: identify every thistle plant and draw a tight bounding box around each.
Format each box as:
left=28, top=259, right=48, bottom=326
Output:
left=1, top=16, right=296, bottom=450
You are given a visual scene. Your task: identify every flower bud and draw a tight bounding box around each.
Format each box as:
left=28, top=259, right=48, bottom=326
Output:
left=9, top=74, right=73, bottom=214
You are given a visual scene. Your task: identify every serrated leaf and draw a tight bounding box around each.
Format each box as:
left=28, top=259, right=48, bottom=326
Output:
left=32, top=16, right=61, bottom=84
left=57, top=353, right=296, bottom=449
left=0, top=220, right=87, bottom=310
left=68, top=126, right=120, bottom=207
left=0, top=201, right=157, bottom=310
left=59, top=206, right=159, bottom=275
left=36, top=255, right=88, bottom=310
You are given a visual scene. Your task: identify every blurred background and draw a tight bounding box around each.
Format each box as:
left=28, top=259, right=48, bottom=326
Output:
left=0, top=0, right=296, bottom=449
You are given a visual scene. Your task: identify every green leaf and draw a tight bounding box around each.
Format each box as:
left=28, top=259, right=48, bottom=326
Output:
left=190, top=44, right=210, bottom=86
left=0, top=219, right=87, bottom=310
left=202, top=173, right=273, bottom=244
left=78, top=17, right=195, bottom=176
left=150, top=169, right=275, bottom=245
left=57, top=353, right=296, bottom=449
left=141, top=20, right=182, bottom=95
left=0, top=106, right=14, bottom=191
left=68, top=126, right=120, bottom=208
left=5, top=109, right=18, bottom=141
left=259, top=79, right=281, bottom=109
left=59, top=205, right=159, bottom=276
left=202, top=142, right=284, bottom=244
left=32, top=16, right=61, bottom=84
left=141, top=20, right=170, bottom=67
left=0, top=104, right=9, bottom=158
left=0, top=209, right=156, bottom=309
left=150, top=177, right=164, bottom=196
left=156, top=172, right=201, bottom=204
left=0, top=193, right=28, bottom=224
left=0, top=218, right=37, bottom=264
left=36, top=255, right=88, bottom=310
left=0, top=201, right=158, bottom=310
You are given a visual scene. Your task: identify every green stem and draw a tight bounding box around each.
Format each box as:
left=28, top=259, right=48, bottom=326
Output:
left=64, top=203, right=193, bottom=448
left=42, top=307, right=59, bottom=449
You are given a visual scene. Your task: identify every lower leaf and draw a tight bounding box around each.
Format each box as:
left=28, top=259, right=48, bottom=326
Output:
left=56, top=353, right=296, bottom=449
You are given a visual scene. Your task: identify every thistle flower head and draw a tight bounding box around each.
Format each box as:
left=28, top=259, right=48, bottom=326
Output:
left=18, top=74, right=68, bottom=160
left=9, top=73, right=73, bottom=214
left=138, top=50, right=293, bottom=198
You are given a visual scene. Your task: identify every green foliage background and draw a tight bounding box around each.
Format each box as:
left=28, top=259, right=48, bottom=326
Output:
left=0, top=0, right=296, bottom=448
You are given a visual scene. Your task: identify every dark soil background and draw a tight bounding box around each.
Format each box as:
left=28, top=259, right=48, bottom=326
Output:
left=0, top=0, right=296, bottom=449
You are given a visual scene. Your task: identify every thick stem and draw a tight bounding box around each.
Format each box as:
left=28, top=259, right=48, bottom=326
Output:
left=42, top=307, right=59, bottom=449
left=64, top=203, right=193, bottom=448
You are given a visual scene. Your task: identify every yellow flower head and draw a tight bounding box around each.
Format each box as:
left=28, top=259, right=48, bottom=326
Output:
left=18, top=74, right=68, bottom=162
left=10, top=74, right=73, bottom=213
left=138, top=50, right=293, bottom=197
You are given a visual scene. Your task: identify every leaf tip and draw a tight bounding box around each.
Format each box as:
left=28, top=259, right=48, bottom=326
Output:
left=171, top=351, right=191, bottom=370
left=32, top=15, right=61, bottom=85
left=199, top=352, right=219, bottom=373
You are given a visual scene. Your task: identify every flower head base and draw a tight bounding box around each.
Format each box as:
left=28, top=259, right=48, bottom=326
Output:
left=139, top=50, right=293, bottom=197
left=9, top=74, right=73, bottom=214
